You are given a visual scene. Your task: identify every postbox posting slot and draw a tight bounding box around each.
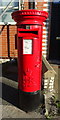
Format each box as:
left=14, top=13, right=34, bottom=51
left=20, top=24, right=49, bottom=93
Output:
left=18, top=28, right=39, bottom=38
left=19, top=31, right=38, bottom=35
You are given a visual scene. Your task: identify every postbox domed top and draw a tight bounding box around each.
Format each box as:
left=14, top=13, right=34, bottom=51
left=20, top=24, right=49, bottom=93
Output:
left=11, top=9, right=48, bottom=25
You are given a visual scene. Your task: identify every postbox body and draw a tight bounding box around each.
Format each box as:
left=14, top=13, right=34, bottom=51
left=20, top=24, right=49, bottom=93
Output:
left=12, top=10, right=48, bottom=111
left=17, top=27, right=42, bottom=92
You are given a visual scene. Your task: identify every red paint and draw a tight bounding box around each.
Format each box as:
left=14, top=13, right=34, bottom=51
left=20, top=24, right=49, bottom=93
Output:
left=12, top=10, right=48, bottom=92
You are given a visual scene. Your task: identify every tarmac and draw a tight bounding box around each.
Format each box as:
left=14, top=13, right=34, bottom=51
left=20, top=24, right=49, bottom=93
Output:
left=0, top=60, right=60, bottom=119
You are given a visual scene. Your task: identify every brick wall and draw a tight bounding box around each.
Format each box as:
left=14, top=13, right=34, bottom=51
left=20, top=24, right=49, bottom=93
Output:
left=0, top=25, right=8, bottom=58
left=9, top=25, right=17, bottom=58
left=0, top=25, right=17, bottom=58
left=24, top=0, right=28, bottom=9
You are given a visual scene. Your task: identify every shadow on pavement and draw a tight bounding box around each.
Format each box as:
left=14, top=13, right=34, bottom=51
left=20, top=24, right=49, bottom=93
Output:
left=2, top=60, right=18, bottom=82
left=2, top=82, right=18, bottom=107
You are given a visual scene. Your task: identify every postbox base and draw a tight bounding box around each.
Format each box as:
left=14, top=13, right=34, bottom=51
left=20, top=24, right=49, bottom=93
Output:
left=18, top=89, right=44, bottom=112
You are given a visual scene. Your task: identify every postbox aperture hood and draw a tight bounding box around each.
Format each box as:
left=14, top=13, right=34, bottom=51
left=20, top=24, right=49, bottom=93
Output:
left=11, top=9, right=48, bottom=25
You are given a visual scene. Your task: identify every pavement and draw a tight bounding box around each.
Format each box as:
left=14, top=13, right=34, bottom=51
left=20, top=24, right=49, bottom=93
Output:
left=0, top=60, right=60, bottom=119
left=0, top=60, right=46, bottom=119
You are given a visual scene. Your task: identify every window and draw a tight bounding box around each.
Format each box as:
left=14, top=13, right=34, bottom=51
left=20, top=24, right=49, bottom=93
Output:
left=0, top=0, right=19, bottom=24
left=28, top=0, right=35, bottom=9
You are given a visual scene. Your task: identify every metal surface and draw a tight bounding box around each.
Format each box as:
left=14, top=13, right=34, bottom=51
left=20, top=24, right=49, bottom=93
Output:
left=12, top=9, right=48, bottom=93
left=12, top=10, right=48, bottom=111
left=17, top=27, right=42, bottom=92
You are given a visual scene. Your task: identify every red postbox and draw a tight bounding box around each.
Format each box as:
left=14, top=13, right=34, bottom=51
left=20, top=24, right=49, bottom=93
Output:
left=12, top=10, right=48, bottom=111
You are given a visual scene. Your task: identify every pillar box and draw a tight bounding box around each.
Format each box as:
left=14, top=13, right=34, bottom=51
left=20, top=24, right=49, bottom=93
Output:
left=11, top=10, right=48, bottom=111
